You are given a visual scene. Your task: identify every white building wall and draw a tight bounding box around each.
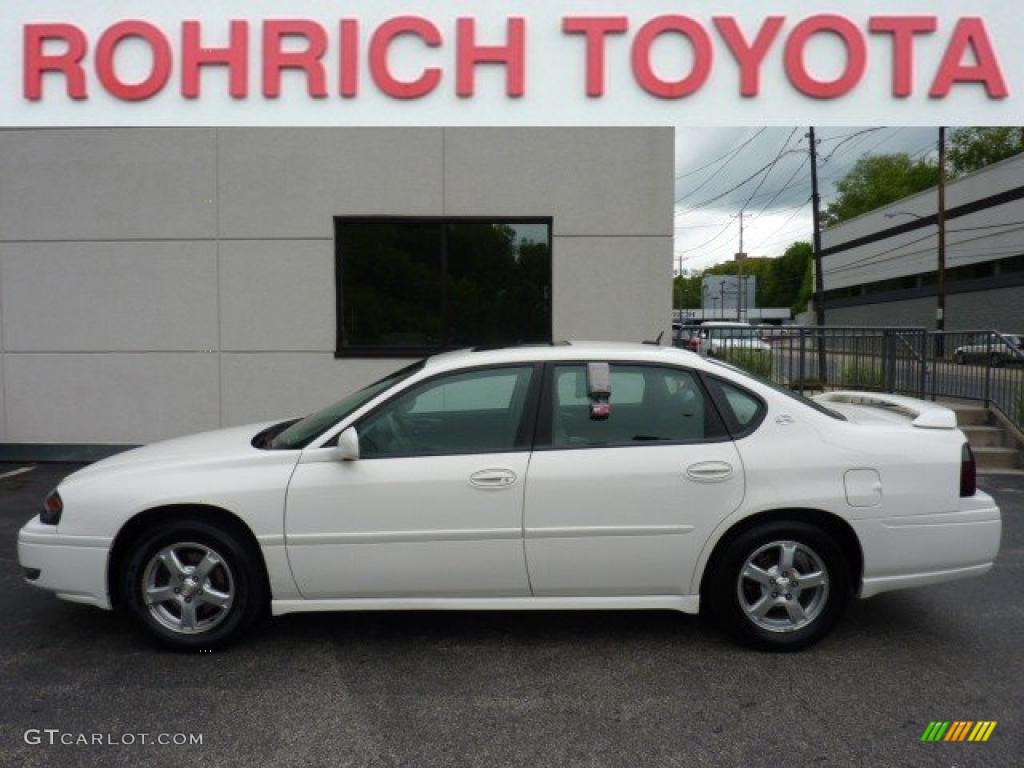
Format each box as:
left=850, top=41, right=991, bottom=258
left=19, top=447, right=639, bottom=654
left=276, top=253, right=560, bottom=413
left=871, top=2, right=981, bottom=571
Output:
left=821, top=152, right=1024, bottom=292
left=0, top=127, right=673, bottom=446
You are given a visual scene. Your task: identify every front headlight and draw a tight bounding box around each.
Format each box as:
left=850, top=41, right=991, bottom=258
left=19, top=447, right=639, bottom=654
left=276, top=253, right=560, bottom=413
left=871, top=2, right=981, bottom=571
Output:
left=41, top=490, right=63, bottom=525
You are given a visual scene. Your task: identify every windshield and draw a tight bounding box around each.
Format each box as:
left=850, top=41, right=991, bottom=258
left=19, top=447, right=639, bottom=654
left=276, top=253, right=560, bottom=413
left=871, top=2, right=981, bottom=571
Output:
left=705, top=358, right=846, bottom=421
left=269, top=361, right=425, bottom=450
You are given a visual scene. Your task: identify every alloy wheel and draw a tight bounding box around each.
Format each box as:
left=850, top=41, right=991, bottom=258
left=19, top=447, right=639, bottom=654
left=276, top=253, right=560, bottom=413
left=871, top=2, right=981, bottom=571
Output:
left=141, top=542, right=235, bottom=635
left=736, top=540, right=829, bottom=633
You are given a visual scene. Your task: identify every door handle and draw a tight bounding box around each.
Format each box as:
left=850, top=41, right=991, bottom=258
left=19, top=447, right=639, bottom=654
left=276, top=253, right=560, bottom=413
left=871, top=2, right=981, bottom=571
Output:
left=469, top=468, right=518, bottom=489
left=686, top=461, right=734, bottom=483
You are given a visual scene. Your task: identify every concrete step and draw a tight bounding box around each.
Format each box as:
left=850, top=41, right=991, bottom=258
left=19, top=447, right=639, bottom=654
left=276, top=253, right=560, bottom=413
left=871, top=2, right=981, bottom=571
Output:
left=972, top=446, right=1020, bottom=470
left=977, top=467, right=1024, bottom=477
left=961, top=424, right=1007, bottom=448
left=946, top=404, right=991, bottom=426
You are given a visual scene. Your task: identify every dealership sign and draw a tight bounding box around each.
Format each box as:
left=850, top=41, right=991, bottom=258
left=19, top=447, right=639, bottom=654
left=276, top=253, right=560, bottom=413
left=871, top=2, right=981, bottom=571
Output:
left=2, top=1, right=1021, bottom=126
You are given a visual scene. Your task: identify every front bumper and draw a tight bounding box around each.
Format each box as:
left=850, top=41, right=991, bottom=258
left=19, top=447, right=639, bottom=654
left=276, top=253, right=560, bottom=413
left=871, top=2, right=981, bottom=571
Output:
left=852, top=491, right=1001, bottom=598
left=17, top=516, right=113, bottom=609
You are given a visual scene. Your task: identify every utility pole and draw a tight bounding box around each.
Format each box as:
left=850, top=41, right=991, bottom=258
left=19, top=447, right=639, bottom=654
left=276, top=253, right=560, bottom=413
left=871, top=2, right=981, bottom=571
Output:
left=732, top=210, right=746, bottom=322
left=937, top=126, right=947, bottom=333
left=808, top=126, right=828, bottom=382
left=808, top=127, right=825, bottom=326
left=737, top=210, right=744, bottom=322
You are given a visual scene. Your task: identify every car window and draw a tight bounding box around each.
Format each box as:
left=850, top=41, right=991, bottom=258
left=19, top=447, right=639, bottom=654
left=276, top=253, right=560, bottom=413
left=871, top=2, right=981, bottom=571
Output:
left=269, top=361, right=424, bottom=450
left=556, top=369, right=645, bottom=406
left=714, top=380, right=763, bottom=428
left=358, top=366, right=534, bottom=458
left=551, top=364, right=726, bottom=448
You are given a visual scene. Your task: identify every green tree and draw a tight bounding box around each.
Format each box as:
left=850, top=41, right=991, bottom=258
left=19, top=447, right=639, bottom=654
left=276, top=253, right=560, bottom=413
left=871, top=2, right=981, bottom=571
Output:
left=823, top=153, right=939, bottom=227
left=948, top=127, right=1024, bottom=176
left=673, top=272, right=703, bottom=309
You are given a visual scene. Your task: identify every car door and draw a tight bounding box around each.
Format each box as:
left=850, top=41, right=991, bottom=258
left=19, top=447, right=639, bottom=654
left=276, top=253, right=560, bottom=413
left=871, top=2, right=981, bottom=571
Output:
left=523, top=362, right=746, bottom=596
left=284, top=364, right=540, bottom=599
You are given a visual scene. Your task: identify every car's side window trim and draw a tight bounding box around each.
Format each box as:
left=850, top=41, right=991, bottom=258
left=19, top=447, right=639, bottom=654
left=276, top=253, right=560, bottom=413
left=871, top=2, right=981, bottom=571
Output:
left=534, top=360, right=731, bottom=452
left=343, top=362, right=544, bottom=460
left=699, top=373, right=768, bottom=439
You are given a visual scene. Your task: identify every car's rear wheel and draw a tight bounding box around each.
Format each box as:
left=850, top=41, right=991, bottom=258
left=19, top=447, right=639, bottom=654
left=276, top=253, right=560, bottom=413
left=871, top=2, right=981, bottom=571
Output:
left=122, top=519, right=265, bottom=651
left=704, top=521, right=850, bottom=651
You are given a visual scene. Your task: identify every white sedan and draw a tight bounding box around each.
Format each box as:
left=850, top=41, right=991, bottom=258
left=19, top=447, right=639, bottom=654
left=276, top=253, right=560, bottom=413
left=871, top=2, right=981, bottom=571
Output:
left=18, top=342, right=1001, bottom=651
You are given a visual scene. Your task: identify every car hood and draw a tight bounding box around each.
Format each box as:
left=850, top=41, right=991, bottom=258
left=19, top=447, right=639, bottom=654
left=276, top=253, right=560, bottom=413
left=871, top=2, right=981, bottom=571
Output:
left=60, top=420, right=285, bottom=487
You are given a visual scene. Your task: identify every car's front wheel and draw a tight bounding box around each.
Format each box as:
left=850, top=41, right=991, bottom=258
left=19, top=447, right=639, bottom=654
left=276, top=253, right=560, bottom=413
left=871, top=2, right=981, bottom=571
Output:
left=704, top=521, right=851, bottom=651
left=122, top=519, right=266, bottom=651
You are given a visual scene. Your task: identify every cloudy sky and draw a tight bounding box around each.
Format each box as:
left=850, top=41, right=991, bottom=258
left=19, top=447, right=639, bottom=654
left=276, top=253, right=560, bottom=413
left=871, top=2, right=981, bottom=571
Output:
left=673, top=126, right=939, bottom=273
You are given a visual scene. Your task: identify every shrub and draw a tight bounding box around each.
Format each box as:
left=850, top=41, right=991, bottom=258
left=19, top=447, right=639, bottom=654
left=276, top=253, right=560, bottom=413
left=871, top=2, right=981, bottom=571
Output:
left=788, top=378, right=825, bottom=392
left=720, top=348, right=773, bottom=378
left=839, top=360, right=885, bottom=390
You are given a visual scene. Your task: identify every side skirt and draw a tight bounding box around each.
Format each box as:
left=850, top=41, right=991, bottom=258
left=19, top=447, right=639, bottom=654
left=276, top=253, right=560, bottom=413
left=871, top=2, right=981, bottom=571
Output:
left=271, top=594, right=701, bottom=616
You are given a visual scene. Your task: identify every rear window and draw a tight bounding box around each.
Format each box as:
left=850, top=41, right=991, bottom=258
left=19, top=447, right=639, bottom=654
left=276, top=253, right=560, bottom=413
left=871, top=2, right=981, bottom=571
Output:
left=705, top=359, right=847, bottom=422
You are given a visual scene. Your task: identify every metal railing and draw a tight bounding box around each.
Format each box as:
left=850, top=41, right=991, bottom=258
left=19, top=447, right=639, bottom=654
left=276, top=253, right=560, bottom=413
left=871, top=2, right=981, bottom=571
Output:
left=676, top=324, right=1024, bottom=432
left=925, top=330, right=1024, bottom=431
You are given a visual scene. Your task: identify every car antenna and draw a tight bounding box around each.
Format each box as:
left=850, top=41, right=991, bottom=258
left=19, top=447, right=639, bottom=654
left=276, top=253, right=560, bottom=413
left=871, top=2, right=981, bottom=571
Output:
left=643, top=331, right=665, bottom=346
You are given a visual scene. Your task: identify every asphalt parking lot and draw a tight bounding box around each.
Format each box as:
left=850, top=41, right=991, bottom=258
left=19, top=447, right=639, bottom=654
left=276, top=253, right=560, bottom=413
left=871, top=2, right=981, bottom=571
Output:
left=1, top=463, right=1021, bottom=768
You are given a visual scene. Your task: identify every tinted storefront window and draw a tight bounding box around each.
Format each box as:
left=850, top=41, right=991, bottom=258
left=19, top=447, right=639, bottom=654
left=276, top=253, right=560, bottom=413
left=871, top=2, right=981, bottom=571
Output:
left=337, top=218, right=551, bottom=355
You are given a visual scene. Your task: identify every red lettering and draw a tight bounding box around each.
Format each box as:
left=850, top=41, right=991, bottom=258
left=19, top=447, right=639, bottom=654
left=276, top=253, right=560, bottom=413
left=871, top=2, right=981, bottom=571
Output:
left=562, top=16, right=629, bottom=98
left=24, top=23, right=88, bottom=100
left=262, top=20, right=328, bottom=98
left=182, top=20, right=248, bottom=99
left=869, top=16, right=937, bottom=98
left=714, top=16, right=784, bottom=97
left=369, top=16, right=442, bottom=99
left=456, top=18, right=526, bottom=98
left=784, top=15, right=866, bottom=99
left=96, top=21, right=172, bottom=101
left=631, top=15, right=712, bottom=99
left=930, top=17, right=1008, bottom=99
left=339, top=20, right=359, bottom=98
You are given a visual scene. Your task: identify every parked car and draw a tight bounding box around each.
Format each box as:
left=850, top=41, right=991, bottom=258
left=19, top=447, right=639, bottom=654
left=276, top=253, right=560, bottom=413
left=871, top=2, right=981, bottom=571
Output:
left=19, top=342, right=1000, bottom=651
left=688, top=321, right=772, bottom=357
left=952, top=333, right=1023, bottom=366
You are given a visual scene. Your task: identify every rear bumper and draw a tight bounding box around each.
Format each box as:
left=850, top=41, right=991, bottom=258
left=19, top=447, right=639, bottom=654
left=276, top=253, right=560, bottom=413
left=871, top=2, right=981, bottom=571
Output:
left=852, top=493, right=1001, bottom=598
left=17, top=517, right=112, bottom=610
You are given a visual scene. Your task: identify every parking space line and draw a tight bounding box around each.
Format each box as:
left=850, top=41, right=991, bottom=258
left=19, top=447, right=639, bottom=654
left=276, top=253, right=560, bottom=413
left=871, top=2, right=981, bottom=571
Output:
left=0, top=466, right=36, bottom=480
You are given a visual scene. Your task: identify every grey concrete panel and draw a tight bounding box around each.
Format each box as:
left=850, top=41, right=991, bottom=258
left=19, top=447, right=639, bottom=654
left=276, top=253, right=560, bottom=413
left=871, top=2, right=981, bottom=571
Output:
left=1, top=241, right=218, bottom=352
left=4, top=353, right=219, bottom=444
left=220, top=240, right=335, bottom=352
left=217, top=128, right=444, bottom=238
left=443, top=128, right=674, bottom=237
left=0, top=129, right=216, bottom=241
left=552, top=236, right=672, bottom=342
left=220, top=353, right=406, bottom=427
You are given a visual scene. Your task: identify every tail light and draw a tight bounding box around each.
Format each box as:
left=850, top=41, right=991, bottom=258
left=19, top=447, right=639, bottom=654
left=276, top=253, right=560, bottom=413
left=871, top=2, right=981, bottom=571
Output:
left=687, top=337, right=700, bottom=351
left=960, top=443, right=976, bottom=497
left=41, top=490, right=63, bottom=525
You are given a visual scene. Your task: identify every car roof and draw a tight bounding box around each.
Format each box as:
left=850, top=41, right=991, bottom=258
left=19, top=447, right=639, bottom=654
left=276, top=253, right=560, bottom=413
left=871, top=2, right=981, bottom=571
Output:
left=423, top=341, right=706, bottom=372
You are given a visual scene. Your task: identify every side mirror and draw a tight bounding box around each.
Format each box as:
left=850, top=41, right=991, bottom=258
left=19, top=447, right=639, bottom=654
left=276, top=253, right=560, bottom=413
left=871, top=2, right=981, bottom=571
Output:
left=335, top=426, right=360, bottom=461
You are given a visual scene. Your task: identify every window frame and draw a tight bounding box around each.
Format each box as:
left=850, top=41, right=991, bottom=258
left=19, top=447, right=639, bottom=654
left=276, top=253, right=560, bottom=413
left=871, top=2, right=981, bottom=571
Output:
left=534, top=361, right=733, bottom=451
left=346, top=362, right=545, bottom=460
left=334, top=215, right=554, bottom=358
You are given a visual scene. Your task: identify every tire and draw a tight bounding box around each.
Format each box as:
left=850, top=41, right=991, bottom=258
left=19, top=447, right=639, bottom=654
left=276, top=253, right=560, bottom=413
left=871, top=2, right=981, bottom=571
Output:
left=704, top=521, right=851, bottom=651
left=990, top=354, right=1004, bottom=368
left=953, top=353, right=965, bottom=365
left=122, top=518, right=266, bottom=651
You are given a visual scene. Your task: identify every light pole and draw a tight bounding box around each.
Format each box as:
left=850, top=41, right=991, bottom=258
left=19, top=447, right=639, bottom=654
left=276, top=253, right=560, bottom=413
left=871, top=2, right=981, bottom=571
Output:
left=884, top=207, right=946, bottom=335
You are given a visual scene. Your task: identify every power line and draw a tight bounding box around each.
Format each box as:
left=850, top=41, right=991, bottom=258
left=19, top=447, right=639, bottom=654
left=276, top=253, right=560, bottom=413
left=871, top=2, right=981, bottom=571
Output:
left=740, top=128, right=800, bottom=213
left=675, top=218, right=736, bottom=255
left=674, top=129, right=768, bottom=205
left=674, top=127, right=766, bottom=180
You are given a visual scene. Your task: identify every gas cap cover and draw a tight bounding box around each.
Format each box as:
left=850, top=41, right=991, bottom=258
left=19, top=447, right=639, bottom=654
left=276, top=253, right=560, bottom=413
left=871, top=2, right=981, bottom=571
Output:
left=844, top=469, right=882, bottom=508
